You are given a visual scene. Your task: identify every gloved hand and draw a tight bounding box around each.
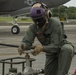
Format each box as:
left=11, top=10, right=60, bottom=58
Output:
left=18, top=43, right=25, bottom=55
left=32, top=46, right=43, bottom=56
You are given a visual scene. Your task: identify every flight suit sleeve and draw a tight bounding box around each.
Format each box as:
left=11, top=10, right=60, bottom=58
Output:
left=22, top=25, right=36, bottom=47
left=43, top=21, right=63, bottom=53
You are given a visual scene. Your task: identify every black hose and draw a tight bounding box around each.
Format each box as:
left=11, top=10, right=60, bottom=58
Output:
left=0, top=43, right=18, bottom=48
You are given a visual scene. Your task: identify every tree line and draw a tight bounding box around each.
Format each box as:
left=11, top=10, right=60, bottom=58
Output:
left=51, top=5, right=76, bottom=19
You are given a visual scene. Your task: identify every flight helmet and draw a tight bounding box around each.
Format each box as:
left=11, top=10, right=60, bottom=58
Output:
left=30, top=2, right=51, bottom=27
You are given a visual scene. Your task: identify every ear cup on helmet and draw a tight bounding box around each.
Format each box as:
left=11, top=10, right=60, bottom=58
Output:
left=46, top=10, right=52, bottom=18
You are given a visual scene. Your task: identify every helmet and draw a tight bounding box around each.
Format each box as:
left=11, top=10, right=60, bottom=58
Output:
left=30, top=2, right=52, bottom=27
left=30, top=7, right=45, bottom=18
left=30, top=7, right=46, bottom=27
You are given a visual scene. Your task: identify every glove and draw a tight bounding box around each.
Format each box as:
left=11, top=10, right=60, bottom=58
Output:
left=18, top=43, right=25, bottom=55
left=18, top=43, right=35, bottom=55
left=32, top=46, right=43, bottom=56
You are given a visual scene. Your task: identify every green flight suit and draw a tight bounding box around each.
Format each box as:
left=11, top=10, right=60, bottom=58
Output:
left=22, top=17, right=75, bottom=75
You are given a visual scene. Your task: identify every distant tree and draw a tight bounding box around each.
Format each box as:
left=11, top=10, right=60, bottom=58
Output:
left=67, top=7, right=76, bottom=19
left=51, top=5, right=76, bottom=19
left=51, top=7, right=59, bottom=17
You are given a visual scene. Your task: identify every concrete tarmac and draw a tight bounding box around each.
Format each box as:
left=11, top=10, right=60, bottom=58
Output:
left=0, top=24, right=76, bottom=75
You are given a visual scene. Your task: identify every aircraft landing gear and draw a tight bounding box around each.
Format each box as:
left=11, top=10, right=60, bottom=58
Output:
left=11, top=25, right=20, bottom=34
left=11, top=17, right=20, bottom=34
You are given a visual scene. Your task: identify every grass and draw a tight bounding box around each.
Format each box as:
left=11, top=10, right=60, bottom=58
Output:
left=0, top=16, right=13, bottom=22
left=0, top=16, right=33, bottom=22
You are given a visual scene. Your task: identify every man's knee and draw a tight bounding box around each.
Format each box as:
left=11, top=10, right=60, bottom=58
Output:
left=61, top=44, right=74, bottom=55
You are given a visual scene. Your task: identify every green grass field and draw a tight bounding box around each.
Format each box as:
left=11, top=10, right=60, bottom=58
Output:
left=0, top=16, right=33, bottom=22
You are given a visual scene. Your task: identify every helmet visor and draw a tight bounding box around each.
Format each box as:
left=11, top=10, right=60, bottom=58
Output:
left=32, top=16, right=45, bottom=24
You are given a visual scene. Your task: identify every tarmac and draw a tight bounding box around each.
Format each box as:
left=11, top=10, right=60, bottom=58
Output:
left=0, top=23, right=76, bottom=75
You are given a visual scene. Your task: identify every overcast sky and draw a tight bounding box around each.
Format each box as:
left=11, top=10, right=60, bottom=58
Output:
left=64, top=0, right=76, bottom=7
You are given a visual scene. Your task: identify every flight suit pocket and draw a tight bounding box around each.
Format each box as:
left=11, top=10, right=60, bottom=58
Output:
left=36, top=31, right=45, bottom=44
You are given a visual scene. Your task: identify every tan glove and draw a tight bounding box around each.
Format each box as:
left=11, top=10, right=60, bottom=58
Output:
left=32, top=46, right=43, bottom=56
left=18, top=44, right=25, bottom=55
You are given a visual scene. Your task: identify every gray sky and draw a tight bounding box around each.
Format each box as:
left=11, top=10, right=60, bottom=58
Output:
left=64, top=0, right=76, bottom=7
